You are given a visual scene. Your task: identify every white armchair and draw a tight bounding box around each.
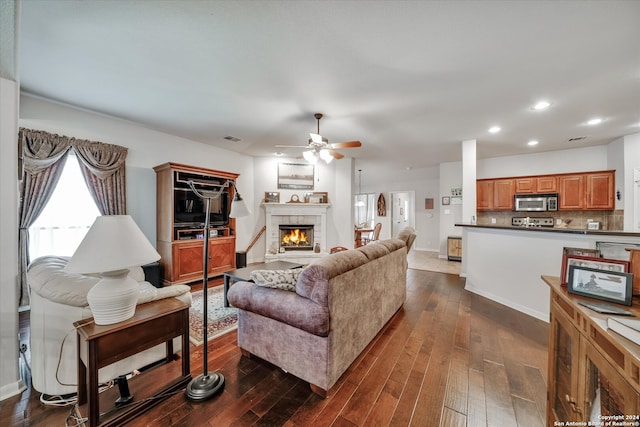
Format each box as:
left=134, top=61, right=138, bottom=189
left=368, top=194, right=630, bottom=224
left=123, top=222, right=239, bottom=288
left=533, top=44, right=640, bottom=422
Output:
left=28, top=256, right=192, bottom=397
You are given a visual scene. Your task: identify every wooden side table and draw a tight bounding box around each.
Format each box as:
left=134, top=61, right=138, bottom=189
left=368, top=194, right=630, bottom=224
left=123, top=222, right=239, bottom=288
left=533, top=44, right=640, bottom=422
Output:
left=74, top=298, right=191, bottom=427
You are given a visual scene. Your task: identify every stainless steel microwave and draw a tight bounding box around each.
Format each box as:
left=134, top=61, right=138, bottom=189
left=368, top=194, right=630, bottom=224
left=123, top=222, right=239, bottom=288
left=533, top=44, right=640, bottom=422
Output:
left=514, top=194, right=558, bottom=212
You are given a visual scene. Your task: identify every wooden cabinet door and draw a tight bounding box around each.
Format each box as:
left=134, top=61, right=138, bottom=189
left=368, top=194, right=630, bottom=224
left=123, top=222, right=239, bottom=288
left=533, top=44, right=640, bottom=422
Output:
left=515, top=178, right=536, bottom=194
left=173, top=240, right=205, bottom=283
left=208, top=237, right=236, bottom=276
left=536, top=176, right=558, bottom=193
left=477, top=180, right=494, bottom=210
left=548, top=302, right=581, bottom=425
left=585, top=171, right=614, bottom=209
left=493, top=179, right=514, bottom=210
left=559, top=175, right=585, bottom=209
left=582, top=339, right=640, bottom=422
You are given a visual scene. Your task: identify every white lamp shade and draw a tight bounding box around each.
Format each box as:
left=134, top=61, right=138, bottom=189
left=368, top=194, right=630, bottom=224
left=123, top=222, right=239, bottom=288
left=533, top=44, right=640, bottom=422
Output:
left=65, top=215, right=160, bottom=274
left=230, top=197, right=251, bottom=218
left=65, top=215, right=159, bottom=325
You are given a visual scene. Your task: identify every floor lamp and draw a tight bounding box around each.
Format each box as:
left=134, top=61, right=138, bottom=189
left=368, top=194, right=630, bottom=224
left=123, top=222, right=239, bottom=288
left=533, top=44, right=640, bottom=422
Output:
left=185, top=179, right=250, bottom=402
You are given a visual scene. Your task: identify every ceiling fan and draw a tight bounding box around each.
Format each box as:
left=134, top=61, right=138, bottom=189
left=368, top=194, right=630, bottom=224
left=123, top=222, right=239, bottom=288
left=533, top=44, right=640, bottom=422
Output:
left=276, top=113, right=362, bottom=163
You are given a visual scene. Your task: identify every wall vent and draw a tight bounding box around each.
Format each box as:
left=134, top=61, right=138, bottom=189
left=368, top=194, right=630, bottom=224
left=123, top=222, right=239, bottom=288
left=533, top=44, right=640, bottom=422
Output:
left=223, top=136, right=242, bottom=142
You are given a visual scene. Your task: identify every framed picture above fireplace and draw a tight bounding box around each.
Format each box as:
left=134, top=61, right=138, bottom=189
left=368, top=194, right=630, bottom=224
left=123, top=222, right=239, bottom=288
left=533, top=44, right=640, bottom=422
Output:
left=278, top=163, right=314, bottom=190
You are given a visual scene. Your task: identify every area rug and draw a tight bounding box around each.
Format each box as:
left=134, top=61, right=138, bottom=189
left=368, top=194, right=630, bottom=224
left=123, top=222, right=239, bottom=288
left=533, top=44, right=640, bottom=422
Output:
left=189, top=286, right=238, bottom=346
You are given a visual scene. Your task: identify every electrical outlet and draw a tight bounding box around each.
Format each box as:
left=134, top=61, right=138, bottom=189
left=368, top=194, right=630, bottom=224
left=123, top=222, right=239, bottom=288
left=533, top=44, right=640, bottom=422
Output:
left=556, top=219, right=562, bottom=225
left=444, top=209, right=450, bottom=215
left=491, top=218, right=496, bottom=224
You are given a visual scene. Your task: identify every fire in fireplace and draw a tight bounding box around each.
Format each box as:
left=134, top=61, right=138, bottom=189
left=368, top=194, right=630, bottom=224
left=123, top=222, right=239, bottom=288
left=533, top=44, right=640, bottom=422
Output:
left=279, top=225, right=314, bottom=251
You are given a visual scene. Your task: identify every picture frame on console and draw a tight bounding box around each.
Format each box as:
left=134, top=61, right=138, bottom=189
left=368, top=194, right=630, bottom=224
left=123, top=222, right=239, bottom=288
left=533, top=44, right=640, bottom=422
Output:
left=567, top=265, right=633, bottom=306
left=560, top=254, right=630, bottom=286
left=563, top=246, right=601, bottom=257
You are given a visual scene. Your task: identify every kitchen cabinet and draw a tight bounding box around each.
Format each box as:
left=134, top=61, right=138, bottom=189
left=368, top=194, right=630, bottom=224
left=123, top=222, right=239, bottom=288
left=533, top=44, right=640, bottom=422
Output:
left=536, top=175, right=558, bottom=193
left=493, top=179, right=514, bottom=210
left=447, top=236, right=462, bottom=261
left=476, top=180, right=494, bottom=210
left=586, top=171, right=615, bottom=209
left=477, top=170, right=614, bottom=211
left=514, top=177, right=536, bottom=194
left=155, top=162, right=238, bottom=286
left=476, top=179, right=513, bottom=211
left=544, top=276, right=640, bottom=426
left=515, top=176, right=558, bottom=194
left=558, top=174, right=585, bottom=210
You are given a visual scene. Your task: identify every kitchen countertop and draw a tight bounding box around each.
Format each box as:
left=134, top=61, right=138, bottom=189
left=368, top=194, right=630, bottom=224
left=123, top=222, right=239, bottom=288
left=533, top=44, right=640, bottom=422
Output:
left=455, top=223, right=640, bottom=237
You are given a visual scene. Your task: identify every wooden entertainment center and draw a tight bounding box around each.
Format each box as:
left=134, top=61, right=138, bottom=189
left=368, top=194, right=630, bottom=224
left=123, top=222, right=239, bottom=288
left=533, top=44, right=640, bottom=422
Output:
left=154, top=162, right=239, bottom=286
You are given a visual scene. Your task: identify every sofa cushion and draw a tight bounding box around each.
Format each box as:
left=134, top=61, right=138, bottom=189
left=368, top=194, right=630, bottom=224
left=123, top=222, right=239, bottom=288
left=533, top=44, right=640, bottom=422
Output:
left=250, top=268, right=302, bottom=292
left=228, top=281, right=330, bottom=336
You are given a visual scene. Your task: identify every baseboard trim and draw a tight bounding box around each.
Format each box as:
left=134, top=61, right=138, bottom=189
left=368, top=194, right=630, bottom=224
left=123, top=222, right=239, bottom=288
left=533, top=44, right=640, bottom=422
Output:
left=0, top=378, right=26, bottom=402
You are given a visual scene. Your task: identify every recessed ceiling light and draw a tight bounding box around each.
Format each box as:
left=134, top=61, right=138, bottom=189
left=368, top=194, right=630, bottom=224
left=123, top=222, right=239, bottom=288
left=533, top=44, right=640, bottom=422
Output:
left=489, top=126, right=501, bottom=133
left=528, top=140, right=539, bottom=146
left=274, top=152, right=284, bottom=156
left=587, top=118, right=603, bottom=125
left=532, top=101, right=551, bottom=110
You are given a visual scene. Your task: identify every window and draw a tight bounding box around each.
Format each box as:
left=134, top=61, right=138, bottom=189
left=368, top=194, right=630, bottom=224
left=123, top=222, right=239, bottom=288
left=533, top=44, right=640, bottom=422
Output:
left=354, top=193, right=375, bottom=228
left=29, top=152, right=101, bottom=260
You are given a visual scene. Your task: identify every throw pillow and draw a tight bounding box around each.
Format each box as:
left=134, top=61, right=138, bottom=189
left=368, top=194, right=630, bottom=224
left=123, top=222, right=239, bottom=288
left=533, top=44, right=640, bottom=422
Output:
left=250, top=268, right=302, bottom=292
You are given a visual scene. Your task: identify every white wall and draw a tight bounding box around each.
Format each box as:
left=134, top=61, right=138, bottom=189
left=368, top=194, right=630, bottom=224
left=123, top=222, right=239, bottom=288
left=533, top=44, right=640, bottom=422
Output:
left=0, top=77, right=24, bottom=400
left=19, top=95, right=255, bottom=250
left=623, top=133, right=640, bottom=231
left=358, top=166, right=440, bottom=251
left=608, top=137, right=625, bottom=211
left=477, top=145, right=608, bottom=179
left=439, top=161, right=463, bottom=257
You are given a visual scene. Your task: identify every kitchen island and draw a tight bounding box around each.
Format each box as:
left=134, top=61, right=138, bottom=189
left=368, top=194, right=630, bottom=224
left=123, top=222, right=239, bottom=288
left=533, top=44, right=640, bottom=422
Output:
left=456, top=223, right=640, bottom=322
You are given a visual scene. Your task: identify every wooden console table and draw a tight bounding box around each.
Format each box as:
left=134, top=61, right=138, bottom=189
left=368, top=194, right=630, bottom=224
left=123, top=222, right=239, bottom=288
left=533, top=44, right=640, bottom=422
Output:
left=75, top=298, right=191, bottom=427
left=543, top=275, right=640, bottom=425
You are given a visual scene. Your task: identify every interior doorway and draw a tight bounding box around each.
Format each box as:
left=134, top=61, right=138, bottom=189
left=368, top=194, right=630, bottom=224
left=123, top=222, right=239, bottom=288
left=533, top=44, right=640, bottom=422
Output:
left=390, top=191, right=415, bottom=237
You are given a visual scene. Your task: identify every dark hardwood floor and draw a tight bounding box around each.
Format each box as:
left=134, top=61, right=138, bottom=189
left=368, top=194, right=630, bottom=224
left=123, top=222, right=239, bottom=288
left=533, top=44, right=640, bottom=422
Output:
left=2, top=269, right=549, bottom=426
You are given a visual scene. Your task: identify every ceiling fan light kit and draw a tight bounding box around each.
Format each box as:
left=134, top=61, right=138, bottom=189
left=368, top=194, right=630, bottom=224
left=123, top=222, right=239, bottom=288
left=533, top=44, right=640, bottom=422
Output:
left=276, top=113, right=362, bottom=164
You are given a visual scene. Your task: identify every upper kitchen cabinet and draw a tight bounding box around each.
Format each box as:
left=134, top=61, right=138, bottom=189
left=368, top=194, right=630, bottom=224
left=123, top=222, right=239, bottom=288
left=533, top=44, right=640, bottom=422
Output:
left=477, top=178, right=514, bottom=211
left=558, top=174, right=585, bottom=210
left=493, top=179, right=515, bottom=210
left=515, top=176, right=558, bottom=194
left=536, top=176, right=558, bottom=193
left=558, top=170, right=614, bottom=210
left=585, top=170, right=615, bottom=209
left=477, top=179, right=494, bottom=210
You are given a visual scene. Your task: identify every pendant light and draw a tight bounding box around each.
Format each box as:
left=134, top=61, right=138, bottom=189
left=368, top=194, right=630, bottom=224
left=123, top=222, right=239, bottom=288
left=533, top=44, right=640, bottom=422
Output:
left=355, top=169, right=365, bottom=207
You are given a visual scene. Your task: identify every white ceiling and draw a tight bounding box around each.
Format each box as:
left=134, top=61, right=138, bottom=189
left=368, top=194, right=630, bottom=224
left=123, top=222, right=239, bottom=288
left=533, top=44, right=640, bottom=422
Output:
left=18, top=1, right=640, bottom=172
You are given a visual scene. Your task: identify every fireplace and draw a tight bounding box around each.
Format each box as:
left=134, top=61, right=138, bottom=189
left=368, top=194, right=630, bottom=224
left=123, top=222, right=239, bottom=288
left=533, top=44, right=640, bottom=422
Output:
left=279, top=225, right=314, bottom=251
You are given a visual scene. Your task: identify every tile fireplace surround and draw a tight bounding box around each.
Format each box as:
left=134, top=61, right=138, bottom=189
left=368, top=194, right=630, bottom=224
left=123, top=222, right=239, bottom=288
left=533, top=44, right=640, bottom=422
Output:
left=263, top=202, right=330, bottom=264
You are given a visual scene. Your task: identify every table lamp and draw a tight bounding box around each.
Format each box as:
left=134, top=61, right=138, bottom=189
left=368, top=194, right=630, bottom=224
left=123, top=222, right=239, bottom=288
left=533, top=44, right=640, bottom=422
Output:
left=64, top=215, right=160, bottom=325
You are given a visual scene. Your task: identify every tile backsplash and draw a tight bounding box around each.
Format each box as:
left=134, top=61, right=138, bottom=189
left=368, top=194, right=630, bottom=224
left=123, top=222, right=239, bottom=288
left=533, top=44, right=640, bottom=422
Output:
left=477, top=210, right=623, bottom=230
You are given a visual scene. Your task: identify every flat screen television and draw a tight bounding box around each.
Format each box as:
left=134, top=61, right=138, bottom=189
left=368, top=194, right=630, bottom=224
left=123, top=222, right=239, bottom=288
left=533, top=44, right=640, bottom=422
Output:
left=174, top=188, right=230, bottom=227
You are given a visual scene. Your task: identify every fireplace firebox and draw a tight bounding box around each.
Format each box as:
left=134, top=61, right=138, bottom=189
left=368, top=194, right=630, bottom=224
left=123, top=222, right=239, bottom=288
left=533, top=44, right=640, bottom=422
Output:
left=279, top=225, right=314, bottom=251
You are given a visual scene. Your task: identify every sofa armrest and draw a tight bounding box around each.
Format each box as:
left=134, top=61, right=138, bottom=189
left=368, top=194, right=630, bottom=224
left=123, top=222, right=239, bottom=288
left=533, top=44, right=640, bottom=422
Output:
left=228, top=281, right=329, bottom=337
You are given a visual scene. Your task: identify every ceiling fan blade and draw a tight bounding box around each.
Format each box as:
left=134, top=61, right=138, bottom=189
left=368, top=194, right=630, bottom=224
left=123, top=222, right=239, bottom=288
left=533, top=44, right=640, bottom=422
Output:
left=331, top=140, right=362, bottom=148
left=309, top=133, right=324, bottom=144
left=328, top=149, right=344, bottom=159
left=275, top=144, right=311, bottom=148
